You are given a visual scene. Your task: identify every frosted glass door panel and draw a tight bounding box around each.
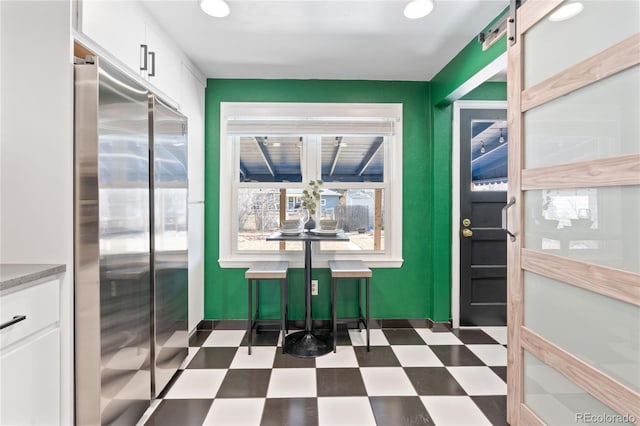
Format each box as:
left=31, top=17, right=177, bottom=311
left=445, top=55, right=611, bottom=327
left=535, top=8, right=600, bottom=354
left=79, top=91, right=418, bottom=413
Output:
left=524, top=66, right=640, bottom=169
left=524, top=352, right=634, bottom=425
left=524, top=186, right=640, bottom=273
left=524, top=1, right=639, bottom=88
left=524, top=271, right=640, bottom=392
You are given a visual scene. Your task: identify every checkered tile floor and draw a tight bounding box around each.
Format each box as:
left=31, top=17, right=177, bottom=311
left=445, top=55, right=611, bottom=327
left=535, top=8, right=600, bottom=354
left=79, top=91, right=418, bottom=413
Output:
left=138, top=323, right=508, bottom=426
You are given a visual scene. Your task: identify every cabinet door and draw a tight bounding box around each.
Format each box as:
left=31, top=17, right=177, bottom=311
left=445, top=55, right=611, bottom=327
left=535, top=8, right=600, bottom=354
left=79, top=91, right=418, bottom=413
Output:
left=81, top=1, right=146, bottom=75
left=145, top=23, right=182, bottom=101
left=0, top=329, right=60, bottom=425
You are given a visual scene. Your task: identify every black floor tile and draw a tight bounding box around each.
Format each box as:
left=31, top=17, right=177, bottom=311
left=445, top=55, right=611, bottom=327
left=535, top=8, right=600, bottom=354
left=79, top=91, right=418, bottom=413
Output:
left=451, top=329, right=498, bottom=344
left=144, top=399, right=213, bottom=426
left=188, top=330, right=211, bottom=347
left=241, top=330, right=281, bottom=346
left=383, top=329, right=426, bottom=345
left=354, top=346, right=401, bottom=367
left=261, top=398, right=318, bottom=426
left=491, top=366, right=507, bottom=383
left=186, top=347, right=237, bottom=369
left=472, top=395, right=508, bottom=426
left=370, top=396, right=434, bottom=425
left=316, top=368, right=367, bottom=397
left=216, top=369, right=271, bottom=398
left=274, top=351, right=316, bottom=368
left=334, top=324, right=353, bottom=346
left=404, top=367, right=467, bottom=396
left=430, top=345, right=485, bottom=366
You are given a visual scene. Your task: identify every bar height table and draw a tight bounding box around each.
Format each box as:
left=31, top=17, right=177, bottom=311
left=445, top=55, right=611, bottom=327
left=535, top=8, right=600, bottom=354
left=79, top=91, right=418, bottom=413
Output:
left=267, top=230, right=349, bottom=357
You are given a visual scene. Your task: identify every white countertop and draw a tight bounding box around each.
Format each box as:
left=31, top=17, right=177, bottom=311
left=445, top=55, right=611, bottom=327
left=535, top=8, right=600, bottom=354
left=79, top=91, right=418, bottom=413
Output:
left=0, top=264, right=66, bottom=292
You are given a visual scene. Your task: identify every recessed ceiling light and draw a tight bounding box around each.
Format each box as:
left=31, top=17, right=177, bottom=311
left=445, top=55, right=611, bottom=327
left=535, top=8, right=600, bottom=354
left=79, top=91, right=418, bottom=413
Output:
left=404, top=0, right=435, bottom=20
left=548, top=2, right=584, bottom=22
left=200, top=0, right=230, bottom=18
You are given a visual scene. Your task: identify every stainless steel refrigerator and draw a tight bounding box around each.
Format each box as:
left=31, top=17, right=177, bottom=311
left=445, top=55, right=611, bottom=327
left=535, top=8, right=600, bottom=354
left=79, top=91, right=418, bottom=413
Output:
left=74, top=57, right=188, bottom=425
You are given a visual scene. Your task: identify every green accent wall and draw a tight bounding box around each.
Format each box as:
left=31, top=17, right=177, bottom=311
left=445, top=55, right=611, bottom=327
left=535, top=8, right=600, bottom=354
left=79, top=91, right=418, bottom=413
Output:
left=205, top=80, right=433, bottom=320
left=430, top=7, right=509, bottom=106
left=428, top=8, right=508, bottom=321
left=204, top=11, right=508, bottom=323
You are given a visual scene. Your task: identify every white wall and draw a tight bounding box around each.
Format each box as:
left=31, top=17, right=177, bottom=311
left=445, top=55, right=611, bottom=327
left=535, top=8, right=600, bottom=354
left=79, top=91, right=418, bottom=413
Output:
left=0, top=1, right=74, bottom=424
left=181, top=63, right=206, bottom=332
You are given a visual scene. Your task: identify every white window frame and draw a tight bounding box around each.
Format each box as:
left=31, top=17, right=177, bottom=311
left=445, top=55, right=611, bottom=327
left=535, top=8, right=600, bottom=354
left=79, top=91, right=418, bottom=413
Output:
left=219, top=102, right=404, bottom=268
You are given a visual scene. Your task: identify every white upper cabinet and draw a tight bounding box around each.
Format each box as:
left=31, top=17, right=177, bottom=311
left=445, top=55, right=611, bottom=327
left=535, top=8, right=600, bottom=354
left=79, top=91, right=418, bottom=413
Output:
left=81, top=0, right=185, bottom=102
left=145, top=23, right=182, bottom=102
left=81, top=1, right=147, bottom=75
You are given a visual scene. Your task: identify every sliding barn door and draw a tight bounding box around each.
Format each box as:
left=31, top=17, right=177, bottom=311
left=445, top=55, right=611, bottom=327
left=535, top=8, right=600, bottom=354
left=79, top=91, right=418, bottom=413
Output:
left=507, top=1, right=639, bottom=424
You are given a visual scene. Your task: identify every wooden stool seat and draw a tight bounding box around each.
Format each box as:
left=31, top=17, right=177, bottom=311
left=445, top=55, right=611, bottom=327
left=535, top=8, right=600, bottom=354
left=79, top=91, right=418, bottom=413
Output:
left=245, top=261, right=289, bottom=279
left=246, top=261, right=289, bottom=355
left=329, top=260, right=371, bottom=352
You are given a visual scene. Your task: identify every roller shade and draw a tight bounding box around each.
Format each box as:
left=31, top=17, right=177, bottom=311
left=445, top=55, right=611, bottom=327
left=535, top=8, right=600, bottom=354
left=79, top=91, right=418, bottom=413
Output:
left=226, top=117, right=396, bottom=136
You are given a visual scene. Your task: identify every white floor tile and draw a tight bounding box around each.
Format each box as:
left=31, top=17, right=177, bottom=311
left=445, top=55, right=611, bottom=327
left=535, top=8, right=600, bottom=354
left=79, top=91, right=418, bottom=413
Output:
left=446, top=367, right=507, bottom=395
left=480, top=326, right=508, bottom=345
left=420, top=396, right=492, bottom=426
left=267, top=368, right=317, bottom=398
left=229, top=346, right=276, bottom=369
left=415, top=329, right=463, bottom=345
left=360, top=367, right=416, bottom=396
left=348, top=329, right=389, bottom=346
left=203, top=330, right=246, bottom=347
left=467, top=344, right=507, bottom=366
left=203, top=398, right=265, bottom=426
left=164, top=369, right=226, bottom=399
left=318, top=397, right=376, bottom=426
left=315, top=346, right=359, bottom=368
left=391, top=345, right=444, bottom=367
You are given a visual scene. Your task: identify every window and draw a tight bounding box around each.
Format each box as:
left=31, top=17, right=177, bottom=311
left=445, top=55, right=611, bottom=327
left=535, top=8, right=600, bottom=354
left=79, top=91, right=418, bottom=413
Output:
left=219, top=103, right=403, bottom=268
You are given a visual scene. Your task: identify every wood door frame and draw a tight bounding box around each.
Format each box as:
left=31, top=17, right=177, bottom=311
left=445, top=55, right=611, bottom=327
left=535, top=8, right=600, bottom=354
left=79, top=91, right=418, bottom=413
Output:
left=451, top=100, right=507, bottom=329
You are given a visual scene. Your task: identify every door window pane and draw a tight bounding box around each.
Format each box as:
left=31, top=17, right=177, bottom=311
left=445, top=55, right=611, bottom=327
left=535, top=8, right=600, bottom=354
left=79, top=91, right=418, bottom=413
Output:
left=524, top=186, right=640, bottom=273
left=524, top=352, right=634, bottom=425
left=239, top=136, right=302, bottom=182
left=471, top=120, right=508, bottom=191
left=524, top=66, right=640, bottom=169
left=524, top=1, right=639, bottom=89
left=321, top=136, right=384, bottom=182
left=525, top=271, right=640, bottom=392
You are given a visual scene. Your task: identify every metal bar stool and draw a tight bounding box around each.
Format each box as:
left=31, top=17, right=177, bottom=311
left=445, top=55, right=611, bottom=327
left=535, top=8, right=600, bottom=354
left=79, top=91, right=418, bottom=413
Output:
left=245, top=261, right=289, bottom=355
left=329, top=260, right=371, bottom=353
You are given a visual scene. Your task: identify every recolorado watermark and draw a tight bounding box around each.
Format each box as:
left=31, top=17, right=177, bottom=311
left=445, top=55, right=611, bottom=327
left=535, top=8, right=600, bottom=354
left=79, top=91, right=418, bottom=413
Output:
left=576, top=413, right=636, bottom=424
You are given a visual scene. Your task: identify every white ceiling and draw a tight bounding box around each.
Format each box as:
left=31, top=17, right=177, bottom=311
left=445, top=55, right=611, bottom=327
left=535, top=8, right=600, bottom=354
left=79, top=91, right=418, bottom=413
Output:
left=141, top=0, right=508, bottom=81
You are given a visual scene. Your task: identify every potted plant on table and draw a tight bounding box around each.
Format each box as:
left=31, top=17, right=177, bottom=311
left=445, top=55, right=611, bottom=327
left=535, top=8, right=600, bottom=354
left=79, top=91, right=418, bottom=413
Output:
left=300, top=179, right=323, bottom=230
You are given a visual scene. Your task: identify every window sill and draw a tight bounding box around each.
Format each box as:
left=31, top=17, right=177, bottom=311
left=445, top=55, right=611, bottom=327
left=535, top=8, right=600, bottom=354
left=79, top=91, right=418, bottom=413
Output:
left=218, top=256, right=404, bottom=269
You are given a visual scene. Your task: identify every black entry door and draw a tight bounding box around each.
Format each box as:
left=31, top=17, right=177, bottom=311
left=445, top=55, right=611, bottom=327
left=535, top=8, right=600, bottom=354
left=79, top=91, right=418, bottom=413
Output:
left=460, top=108, right=508, bottom=326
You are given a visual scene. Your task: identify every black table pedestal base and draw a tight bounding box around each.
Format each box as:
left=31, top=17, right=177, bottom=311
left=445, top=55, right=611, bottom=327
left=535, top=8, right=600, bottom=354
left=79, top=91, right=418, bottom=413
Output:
left=284, top=330, right=333, bottom=358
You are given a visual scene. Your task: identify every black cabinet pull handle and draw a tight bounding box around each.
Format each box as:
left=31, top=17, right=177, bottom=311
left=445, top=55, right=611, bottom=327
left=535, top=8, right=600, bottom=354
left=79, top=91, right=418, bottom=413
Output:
left=0, top=315, right=27, bottom=330
left=148, top=51, right=156, bottom=77
left=140, top=44, right=148, bottom=71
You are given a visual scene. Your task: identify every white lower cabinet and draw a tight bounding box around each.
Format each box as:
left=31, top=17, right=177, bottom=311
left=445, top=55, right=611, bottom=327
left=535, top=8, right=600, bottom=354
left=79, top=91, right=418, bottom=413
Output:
left=0, top=278, right=61, bottom=425
left=0, top=329, right=60, bottom=425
